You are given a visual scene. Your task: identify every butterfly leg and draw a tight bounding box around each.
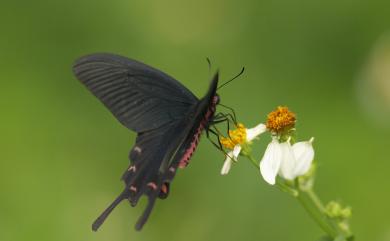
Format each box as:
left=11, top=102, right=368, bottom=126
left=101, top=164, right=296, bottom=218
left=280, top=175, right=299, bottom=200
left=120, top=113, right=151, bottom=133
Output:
left=218, top=103, right=238, bottom=124
left=210, top=114, right=235, bottom=140
left=210, top=124, right=238, bottom=160
left=208, top=115, right=229, bottom=138
left=210, top=114, right=227, bottom=123
left=211, top=123, right=226, bottom=137
left=212, top=112, right=235, bottom=124
left=206, top=128, right=224, bottom=150
left=206, top=125, right=225, bottom=150
left=206, top=128, right=235, bottom=160
left=217, top=112, right=237, bottom=127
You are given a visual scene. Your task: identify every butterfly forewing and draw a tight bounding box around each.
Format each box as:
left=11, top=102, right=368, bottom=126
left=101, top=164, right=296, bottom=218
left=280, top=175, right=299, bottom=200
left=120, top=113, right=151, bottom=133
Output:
left=73, top=53, right=198, bottom=132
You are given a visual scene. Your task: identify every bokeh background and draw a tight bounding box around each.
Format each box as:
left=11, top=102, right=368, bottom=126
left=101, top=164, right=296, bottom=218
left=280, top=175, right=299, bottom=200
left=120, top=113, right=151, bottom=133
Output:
left=1, top=1, right=390, bottom=241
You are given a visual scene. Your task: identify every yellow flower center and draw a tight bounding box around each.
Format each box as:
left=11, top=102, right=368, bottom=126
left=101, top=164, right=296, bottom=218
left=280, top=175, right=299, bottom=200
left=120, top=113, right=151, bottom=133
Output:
left=220, top=123, right=247, bottom=149
left=266, top=106, right=296, bottom=133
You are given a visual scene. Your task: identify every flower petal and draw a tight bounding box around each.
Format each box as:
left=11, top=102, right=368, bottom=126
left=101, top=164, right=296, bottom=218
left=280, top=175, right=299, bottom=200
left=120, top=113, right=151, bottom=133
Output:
left=292, top=137, right=315, bottom=176
left=246, top=123, right=267, bottom=142
left=221, top=151, right=234, bottom=175
left=260, top=138, right=282, bottom=185
left=278, top=141, right=297, bottom=180
left=232, top=144, right=242, bottom=159
left=221, top=145, right=242, bottom=175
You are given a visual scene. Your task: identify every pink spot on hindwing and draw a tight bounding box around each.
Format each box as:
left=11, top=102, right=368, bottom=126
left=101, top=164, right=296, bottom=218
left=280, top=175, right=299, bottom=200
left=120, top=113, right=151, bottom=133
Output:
left=147, top=182, right=158, bottom=190
left=129, top=186, right=137, bottom=192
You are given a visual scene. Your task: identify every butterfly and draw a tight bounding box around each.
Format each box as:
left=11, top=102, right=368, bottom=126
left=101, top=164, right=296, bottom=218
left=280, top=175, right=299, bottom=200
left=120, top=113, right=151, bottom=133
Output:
left=73, top=53, right=240, bottom=231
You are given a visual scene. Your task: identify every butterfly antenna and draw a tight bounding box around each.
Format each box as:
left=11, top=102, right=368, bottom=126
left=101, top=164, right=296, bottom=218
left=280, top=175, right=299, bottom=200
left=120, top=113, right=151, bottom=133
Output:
left=217, top=67, right=245, bottom=90
left=206, top=57, right=212, bottom=75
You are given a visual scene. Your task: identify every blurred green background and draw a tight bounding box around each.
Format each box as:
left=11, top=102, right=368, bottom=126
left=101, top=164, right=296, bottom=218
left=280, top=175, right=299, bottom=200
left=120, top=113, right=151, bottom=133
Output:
left=1, top=0, right=390, bottom=241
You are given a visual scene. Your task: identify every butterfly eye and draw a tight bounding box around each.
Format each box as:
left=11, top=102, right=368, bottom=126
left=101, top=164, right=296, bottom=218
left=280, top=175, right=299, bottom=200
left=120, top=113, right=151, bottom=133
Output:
left=214, top=95, right=220, bottom=105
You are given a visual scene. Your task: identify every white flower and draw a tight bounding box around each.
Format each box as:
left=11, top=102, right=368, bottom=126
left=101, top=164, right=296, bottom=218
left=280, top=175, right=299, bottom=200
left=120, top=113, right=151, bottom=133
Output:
left=246, top=123, right=267, bottom=142
left=221, top=145, right=242, bottom=175
left=220, top=123, right=267, bottom=175
left=259, top=137, right=315, bottom=185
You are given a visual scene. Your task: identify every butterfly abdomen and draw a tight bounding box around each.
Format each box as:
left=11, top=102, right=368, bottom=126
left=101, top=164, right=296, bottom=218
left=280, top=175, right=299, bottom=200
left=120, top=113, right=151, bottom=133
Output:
left=178, top=95, right=218, bottom=168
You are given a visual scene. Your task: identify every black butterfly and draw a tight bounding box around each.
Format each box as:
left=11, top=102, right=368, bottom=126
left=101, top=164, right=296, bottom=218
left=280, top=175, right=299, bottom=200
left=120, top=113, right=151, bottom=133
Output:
left=73, top=53, right=237, bottom=231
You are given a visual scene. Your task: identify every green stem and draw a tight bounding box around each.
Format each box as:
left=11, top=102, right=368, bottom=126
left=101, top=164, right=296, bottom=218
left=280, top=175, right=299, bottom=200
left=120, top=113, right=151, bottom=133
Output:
left=303, top=189, right=350, bottom=240
left=246, top=154, right=259, bottom=169
left=306, top=188, right=326, bottom=211
left=244, top=155, right=347, bottom=240
left=297, top=189, right=339, bottom=239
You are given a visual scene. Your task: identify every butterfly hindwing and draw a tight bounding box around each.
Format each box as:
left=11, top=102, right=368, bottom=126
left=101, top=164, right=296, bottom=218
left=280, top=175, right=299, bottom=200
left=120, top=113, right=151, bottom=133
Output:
left=73, top=53, right=198, bottom=132
left=92, top=118, right=191, bottom=231
left=122, top=120, right=184, bottom=196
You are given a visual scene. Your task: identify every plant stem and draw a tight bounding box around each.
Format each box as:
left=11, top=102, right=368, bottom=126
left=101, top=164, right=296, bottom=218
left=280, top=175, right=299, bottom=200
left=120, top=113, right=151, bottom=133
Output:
left=296, top=189, right=339, bottom=239
left=306, top=188, right=326, bottom=212
left=246, top=154, right=259, bottom=169
left=244, top=155, right=347, bottom=240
